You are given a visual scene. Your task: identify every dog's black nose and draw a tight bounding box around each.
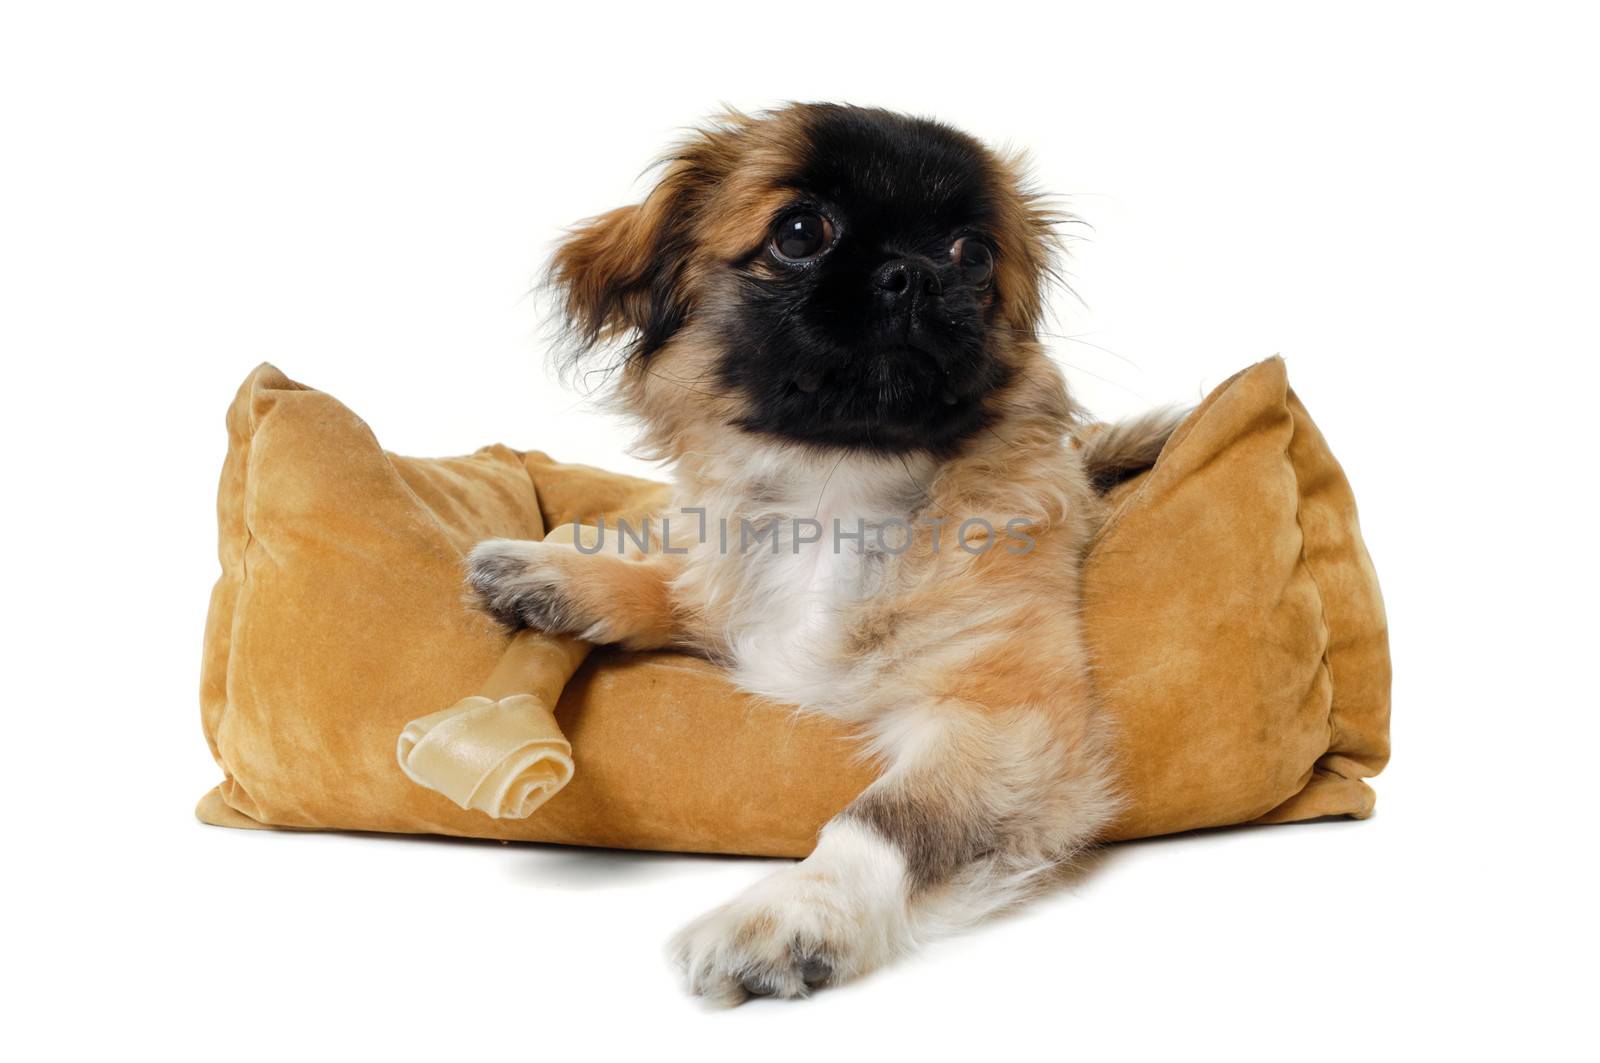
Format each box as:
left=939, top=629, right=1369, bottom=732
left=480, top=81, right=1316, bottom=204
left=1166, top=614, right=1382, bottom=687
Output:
left=873, top=257, right=942, bottom=305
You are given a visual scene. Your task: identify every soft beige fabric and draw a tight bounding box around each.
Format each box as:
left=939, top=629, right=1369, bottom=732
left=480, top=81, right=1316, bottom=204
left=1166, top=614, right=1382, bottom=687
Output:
left=196, top=357, right=1390, bottom=856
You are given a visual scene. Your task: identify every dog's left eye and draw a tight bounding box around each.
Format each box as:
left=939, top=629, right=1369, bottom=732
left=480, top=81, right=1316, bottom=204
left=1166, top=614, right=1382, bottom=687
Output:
left=771, top=211, right=835, bottom=262
left=951, top=236, right=995, bottom=288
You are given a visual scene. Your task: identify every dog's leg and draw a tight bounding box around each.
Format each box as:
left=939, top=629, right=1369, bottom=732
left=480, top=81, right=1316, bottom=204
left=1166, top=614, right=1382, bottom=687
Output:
left=671, top=700, right=1117, bottom=1004
left=466, top=536, right=686, bottom=650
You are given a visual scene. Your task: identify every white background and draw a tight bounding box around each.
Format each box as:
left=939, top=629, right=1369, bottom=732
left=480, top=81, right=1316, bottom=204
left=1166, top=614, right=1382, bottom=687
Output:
left=4, top=2, right=1596, bottom=1058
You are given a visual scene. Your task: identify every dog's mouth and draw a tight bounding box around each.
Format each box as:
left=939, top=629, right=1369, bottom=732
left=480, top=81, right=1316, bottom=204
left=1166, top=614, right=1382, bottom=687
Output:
left=879, top=342, right=947, bottom=373
left=745, top=355, right=1001, bottom=454
left=787, top=350, right=965, bottom=404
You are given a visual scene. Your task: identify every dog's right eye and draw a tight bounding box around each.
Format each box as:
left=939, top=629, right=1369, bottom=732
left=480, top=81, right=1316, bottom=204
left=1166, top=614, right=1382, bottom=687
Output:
left=771, top=211, right=835, bottom=263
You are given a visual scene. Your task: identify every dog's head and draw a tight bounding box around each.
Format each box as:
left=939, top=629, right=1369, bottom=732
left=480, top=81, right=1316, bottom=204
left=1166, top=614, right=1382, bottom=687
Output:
left=550, top=104, right=1068, bottom=458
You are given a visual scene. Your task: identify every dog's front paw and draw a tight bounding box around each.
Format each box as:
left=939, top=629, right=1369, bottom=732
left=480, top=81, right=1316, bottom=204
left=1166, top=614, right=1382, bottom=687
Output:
left=670, top=867, right=898, bottom=1005
left=466, top=539, right=600, bottom=638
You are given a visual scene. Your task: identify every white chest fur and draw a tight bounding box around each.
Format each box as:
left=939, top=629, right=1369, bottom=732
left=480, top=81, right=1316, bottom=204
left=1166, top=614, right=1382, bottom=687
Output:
left=674, top=447, right=934, bottom=717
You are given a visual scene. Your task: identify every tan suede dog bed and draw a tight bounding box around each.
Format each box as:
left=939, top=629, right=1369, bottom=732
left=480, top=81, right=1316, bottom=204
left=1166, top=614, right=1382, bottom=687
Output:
left=196, top=357, right=1390, bottom=856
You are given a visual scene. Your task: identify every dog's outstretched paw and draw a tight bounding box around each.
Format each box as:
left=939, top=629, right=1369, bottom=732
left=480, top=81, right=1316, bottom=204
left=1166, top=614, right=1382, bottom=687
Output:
left=465, top=539, right=596, bottom=637
left=671, top=904, right=837, bottom=1005
left=669, top=864, right=900, bottom=1005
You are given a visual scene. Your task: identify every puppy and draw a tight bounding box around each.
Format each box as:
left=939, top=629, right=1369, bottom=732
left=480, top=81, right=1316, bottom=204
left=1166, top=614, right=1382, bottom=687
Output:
left=468, top=104, right=1178, bottom=1003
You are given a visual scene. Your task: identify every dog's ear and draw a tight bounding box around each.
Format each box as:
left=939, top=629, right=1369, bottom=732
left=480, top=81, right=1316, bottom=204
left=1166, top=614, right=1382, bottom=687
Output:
left=548, top=149, right=718, bottom=367
left=548, top=196, right=684, bottom=362
left=989, top=149, right=1069, bottom=337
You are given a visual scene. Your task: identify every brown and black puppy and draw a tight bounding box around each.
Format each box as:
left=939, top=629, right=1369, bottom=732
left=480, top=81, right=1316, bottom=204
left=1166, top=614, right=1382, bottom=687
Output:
left=468, top=104, right=1177, bottom=1003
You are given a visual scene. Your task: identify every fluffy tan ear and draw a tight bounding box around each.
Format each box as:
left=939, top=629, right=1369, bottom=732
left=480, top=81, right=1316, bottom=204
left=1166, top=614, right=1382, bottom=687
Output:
left=547, top=112, right=758, bottom=367
left=547, top=190, right=689, bottom=362
left=989, top=148, right=1070, bottom=337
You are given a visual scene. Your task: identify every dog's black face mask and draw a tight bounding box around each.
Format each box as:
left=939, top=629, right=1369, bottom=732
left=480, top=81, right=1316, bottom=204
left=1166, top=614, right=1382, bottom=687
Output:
left=713, top=108, right=1015, bottom=455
